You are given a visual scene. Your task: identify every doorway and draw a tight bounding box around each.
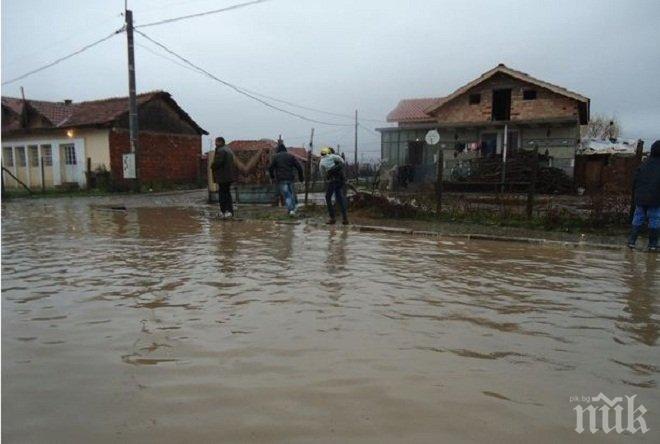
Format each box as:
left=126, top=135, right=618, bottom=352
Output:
left=408, top=141, right=424, bottom=166
left=492, top=89, right=511, bottom=121
left=60, top=143, right=77, bottom=183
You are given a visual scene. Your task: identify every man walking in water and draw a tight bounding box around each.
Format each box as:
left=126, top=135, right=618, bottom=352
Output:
left=211, top=136, right=235, bottom=218
left=268, top=141, right=304, bottom=216
left=628, top=140, right=660, bottom=252
left=319, top=147, right=349, bottom=225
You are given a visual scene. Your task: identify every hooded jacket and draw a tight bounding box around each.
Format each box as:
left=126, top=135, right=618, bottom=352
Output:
left=268, top=144, right=304, bottom=183
left=211, top=145, right=235, bottom=184
left=319, top=153, right=345, bottom=183
left=633, top=142, right=660, bottom=207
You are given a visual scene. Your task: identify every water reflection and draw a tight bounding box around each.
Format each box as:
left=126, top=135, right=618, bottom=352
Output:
left=2, top=200, right=659, bottom=442
left=621, top=252, right=658, bottom=346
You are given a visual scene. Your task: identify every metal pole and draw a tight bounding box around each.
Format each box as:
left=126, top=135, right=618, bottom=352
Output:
left=354, top=109, right=358, bottom=181
left=305, top=128, right=314, bottom=205
left=436, top=147, right=444, bottom=216
left=125, top=9, right=140, bottom=190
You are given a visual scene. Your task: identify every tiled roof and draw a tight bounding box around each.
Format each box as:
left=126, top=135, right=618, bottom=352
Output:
left=385, top=64, right=590, bottom=124
left=227, top=139, right=278, bottom=152
left=386, top=97, right=441, bottom=123
left=425, top=64, right=589, bottom=115
left=2, top=91, right=207, bottom=134
left=225, top=141, right=314, bottom=163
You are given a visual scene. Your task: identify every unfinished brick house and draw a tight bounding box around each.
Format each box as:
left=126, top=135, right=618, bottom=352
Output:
left=2, top=91, right=207, bottom=190
left=379, top=64, right=590, bottom=181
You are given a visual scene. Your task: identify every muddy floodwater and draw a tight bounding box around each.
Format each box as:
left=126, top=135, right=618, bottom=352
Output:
left=2, top=197, right=659, bottom=443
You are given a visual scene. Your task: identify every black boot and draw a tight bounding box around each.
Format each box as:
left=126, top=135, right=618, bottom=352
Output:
left=648, top=229, right=658, bottom=252
left=628, top=225, right=642, bottom=249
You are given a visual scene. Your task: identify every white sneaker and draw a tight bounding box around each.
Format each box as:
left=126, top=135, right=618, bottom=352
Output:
left=218, top=211, right=225, bottom=218
left=288, top=210, right=296, bottom=216
left=224, top=212, right=233, bottom=218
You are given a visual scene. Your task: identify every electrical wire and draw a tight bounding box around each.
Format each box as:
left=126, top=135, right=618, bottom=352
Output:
left=135, top=29, right=355, bottom=127
left=2, top=28, right=124, bottom=86
left=136, top=31, right=387, bottom=128
left=136, top=0, right=270, bottom=28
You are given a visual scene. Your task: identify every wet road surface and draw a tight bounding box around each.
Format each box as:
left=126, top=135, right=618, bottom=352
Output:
left=2, top=197, right=658, bottom=442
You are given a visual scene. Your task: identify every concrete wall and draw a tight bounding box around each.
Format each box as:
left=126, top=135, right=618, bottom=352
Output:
left=380, top=121, right=580, bottom=179
left=2, top=128, right=110, bottom=190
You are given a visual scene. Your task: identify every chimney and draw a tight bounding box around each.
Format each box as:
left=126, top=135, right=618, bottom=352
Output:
left=64, top=99, right=72, bottom=105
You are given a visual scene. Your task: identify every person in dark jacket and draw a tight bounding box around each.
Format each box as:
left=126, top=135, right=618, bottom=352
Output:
left=211, top=137, right=235, bottom=218
left=628, top=140, right=660, bottom=251
left=268, top=142, right=304, bottom=215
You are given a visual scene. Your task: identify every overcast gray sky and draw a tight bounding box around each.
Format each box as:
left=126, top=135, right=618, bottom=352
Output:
left=2, top=0, right=659, bottom=158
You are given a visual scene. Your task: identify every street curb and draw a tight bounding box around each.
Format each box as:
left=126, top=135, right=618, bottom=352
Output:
left=305, top=220, right=625, bottom=251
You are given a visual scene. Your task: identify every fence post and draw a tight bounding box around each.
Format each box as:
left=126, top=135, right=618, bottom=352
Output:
left=40, top=156, right=46, bottom=192
left=629, top=140, right=644, bottom=219
left=304, top=149, right=311, bottom=205
left=527, top=144, right=539, bottom=219
left=86, top=157, right=92, bottom=190
left=435, top=148, right=444, bottom=216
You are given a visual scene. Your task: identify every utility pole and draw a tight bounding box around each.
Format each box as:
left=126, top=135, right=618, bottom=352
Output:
left=354, top=109, right=358, bottom=181
left=125, top=7, right=140, bottom=190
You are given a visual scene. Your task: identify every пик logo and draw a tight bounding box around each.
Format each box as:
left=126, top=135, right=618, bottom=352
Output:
left=572, top=393, right=649, bottom=434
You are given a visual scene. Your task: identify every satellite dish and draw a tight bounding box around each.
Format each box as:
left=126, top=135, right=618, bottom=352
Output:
left=425, top=130, right=440, bottom=145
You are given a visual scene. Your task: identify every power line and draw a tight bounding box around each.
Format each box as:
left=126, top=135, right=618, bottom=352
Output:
left=2, top=28, right=124, bottom=86
left=239, top=88, right=387, bottom=124
left=136, top=30, right=386, bottom=128
left=135, top=29, right=354, bottom=127
left=136, top=0, right=270, bottom=28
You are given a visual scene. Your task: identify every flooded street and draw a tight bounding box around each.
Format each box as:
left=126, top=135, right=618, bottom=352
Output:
left=2, top=197, right=659, bottom=443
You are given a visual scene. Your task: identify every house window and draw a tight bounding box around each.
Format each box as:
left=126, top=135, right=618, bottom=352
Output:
left=41, top=145, right=53, bottom=166
left=2, top=147, right=14, bottom=167
left=15, top=147, right=27, bottom=167
left=28, top=145, right=39, bottom=167
left=523, top=89, right=537, bottom=100
left=469, top=93, right=481, bottom=105
left=62, top=144, right=77, bottom=165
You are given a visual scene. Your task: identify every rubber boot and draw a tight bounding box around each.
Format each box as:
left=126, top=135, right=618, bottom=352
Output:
left=628, top=225, right=642, bottom=249
left=648, top=229, right=659, bottom=252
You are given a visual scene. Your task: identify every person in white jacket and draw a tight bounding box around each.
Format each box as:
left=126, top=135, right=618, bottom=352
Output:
left=319, top=147, right=349, bottom=225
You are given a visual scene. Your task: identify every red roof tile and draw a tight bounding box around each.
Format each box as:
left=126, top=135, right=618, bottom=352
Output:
left=2, top=91, right=207, bottom=134
left=227, top=139, right=278, bottom=152
left=386, top=97, right=441, bottom=123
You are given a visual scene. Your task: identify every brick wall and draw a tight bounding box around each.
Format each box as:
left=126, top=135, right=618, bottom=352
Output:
left=432, top=74, right=580, bottom=123
left=109, top=129, right=202, bottom=187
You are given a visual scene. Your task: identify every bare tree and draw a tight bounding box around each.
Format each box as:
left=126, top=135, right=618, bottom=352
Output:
left=581, top=115, right=621, bottom=140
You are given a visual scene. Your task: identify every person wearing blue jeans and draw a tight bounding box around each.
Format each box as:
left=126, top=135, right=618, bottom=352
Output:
left=628, top=140, right=660, bottom=252
left=268, top=141, right=304, bottom=216
left=277, top=181, right=297, bottom=213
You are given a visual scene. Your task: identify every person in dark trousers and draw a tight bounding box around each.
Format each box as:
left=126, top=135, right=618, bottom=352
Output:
left=319, top=146, right=349, bottom=225
left=268, top=142, right=304, bottom=216
left=628, top=140, right=660, bottom=251
left=211, top=136, right=235, bottom=218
